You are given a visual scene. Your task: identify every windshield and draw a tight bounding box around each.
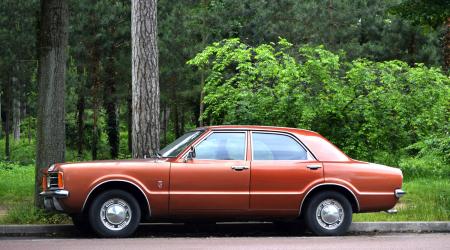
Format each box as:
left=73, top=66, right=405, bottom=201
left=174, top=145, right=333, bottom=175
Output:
left=160, top=130, right=204, bottom=157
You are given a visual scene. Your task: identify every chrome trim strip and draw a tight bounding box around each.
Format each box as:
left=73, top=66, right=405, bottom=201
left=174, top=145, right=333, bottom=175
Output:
left=250, top=131, right=317, bottom=161
left=359, top=192, right=396, bottom=196
left=181, top=130, right=249, bottom=161
left=170, top=191, right=302, bottom=195
left=395, top=189, right=406, bottom=198
left=298, top=183, right=360, bottom=216
left=39, top=189, right=69, bottom=198
left=81, top=179, right=151, bottom=217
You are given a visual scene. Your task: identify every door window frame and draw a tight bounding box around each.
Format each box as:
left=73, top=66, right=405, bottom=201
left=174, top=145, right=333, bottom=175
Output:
left=250, top=131, right=316, bottom=161
left=181, top=130, right=249, bottom=161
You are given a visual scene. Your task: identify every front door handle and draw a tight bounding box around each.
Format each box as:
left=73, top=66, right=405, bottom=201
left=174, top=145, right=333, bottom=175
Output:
left=306, top=165, right=322, bottom=170
left=231, top=165, right=249, bottom=171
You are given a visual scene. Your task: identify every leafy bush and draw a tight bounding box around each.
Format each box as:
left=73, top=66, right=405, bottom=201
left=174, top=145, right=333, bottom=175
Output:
left=188, top=38, right=449, bottom=177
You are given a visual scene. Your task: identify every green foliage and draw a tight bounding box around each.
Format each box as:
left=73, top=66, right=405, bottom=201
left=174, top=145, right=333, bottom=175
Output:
left=354, top=178, right=450, bottom=221
left=189, top=38, right=450, bottom=174
left=1, top=204, right=70, bottom=224
left=390, top=0, right=450, bottom=28
left=0, top=163, right=70, bottom=224
left=399, top=137, right=450, bottom=179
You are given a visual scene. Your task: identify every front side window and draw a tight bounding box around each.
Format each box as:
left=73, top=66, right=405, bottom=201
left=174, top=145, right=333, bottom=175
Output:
left=195, top=132, right=246, bottom=160
left=252, top=132, right=307, bottom=160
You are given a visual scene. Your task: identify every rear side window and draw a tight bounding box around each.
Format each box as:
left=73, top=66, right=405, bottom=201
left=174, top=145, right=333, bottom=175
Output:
left=195, top=132, right=246, bottom=160
left=252, top=133, right=307, bottom=160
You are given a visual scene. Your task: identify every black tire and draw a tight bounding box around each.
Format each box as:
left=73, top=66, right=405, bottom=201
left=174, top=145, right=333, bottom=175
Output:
left=71, top=213, right=93, bottom=234
left=304, top=191, right=352, bottom=236
left=88, top=189, right=141, bottom=238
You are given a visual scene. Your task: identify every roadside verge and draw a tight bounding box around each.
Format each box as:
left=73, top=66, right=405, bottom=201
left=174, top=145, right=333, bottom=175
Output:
left=0, top=222, right=448, bottom=237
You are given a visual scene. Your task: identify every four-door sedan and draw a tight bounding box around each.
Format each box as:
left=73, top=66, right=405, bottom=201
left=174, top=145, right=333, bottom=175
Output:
left=40, top=125, right=405, bottom=237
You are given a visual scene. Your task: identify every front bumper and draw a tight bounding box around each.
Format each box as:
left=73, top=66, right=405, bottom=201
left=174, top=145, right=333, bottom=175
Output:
left=39, top=190, right=69, bottom=212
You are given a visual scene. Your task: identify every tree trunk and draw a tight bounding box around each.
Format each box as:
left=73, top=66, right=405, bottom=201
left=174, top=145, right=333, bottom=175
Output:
left=444, top=17, right=450, bottom=73
left=408, top=33, right=416, bottom=66
left=35, top=0, right=68, bottom=208
left=131, top=0, right=160, bottom=158
left=104, top=52, right=119, bottom=159
left=4, top=77, right=11, bottom=161
left=127, top=82, right=132, bottom=154
left=12, top=77, right=21, bottom=141
left=161, top=104, right=170, bottom=146
left=5, top=110, right=10, bottom=161
left=0, top=88, right=2, bottom=140
left=170, top=76, right=181, bottom=138
left=91, top=64, right=100, bottom=160
left=76, top=91, right=85, bottom=159
left=88, top=24, right=101, bottom=161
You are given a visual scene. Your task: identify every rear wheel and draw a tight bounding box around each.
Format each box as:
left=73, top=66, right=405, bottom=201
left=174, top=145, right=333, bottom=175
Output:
left=304, top=191, right=352, bottom=236
left=88, top=189, right=141, bottom=237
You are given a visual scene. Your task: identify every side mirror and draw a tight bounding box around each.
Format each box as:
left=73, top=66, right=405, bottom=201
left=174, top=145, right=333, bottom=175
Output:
left=186, top=146, right=196, bottom=161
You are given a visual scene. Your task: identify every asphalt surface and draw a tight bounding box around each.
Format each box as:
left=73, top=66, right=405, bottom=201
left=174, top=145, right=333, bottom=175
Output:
left=1, top=233, right=449, bottom=250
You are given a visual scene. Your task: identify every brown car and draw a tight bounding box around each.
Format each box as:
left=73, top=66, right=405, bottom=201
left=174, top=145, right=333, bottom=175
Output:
left=40, top=125, right=405, bottom=237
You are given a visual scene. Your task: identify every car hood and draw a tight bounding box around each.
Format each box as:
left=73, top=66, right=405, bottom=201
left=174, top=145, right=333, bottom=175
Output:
left=52, top=158, right=170, bottom=171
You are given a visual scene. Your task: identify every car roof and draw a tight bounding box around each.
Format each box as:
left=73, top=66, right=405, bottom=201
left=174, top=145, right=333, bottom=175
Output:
left=199, top=125, right=320, bottom=137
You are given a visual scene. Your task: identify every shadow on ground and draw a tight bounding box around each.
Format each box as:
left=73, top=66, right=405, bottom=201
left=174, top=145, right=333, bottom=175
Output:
left=131, top=222, right=310, bottom=238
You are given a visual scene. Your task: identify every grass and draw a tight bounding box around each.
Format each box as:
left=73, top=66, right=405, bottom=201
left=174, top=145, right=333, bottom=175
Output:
left=0, top=162, right=448, bottom=224
left=354, top=178, right=450, bottom=221
left=0, top=162, right=70, bottom=224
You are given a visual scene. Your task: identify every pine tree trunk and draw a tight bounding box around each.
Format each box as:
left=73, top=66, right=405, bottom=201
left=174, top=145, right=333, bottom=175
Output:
left=35, top=0, right=68, bottom=208
left=76, top=92, right=85, bottom=159
left=86, top=5, right=101, bottom=160
left=91, top=67, right=100, bottom=160
left=444, top=17, right=450, bottom=73
left=127, top=82, right=132, bottom=154
left=104, top=51, right=119, bottom=159
left=12, top=77, right=21, bottom=141
left=4, top=77, right=11, bottom=161
left=131, top=0, right=160, bottom=158
left=161, top=104, right=170, bottom=146
left=0, top=89, right=2, bottom=140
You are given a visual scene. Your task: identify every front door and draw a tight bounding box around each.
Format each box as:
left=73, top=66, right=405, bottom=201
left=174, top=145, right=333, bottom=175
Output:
left=169, top=131, right=250, bottom=212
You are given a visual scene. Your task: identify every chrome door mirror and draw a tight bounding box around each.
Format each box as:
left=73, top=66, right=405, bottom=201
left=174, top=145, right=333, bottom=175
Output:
left=185, top=146, right=196, bottom=162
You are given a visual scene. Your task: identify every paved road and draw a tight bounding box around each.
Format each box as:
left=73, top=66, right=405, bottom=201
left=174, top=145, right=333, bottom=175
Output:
left=1, top=233, right=449, bottom=250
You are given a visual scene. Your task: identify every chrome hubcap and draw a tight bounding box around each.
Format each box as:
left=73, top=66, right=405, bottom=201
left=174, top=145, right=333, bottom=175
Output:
left=316, top=199, right=344, bottom=230
left=100, top=198, right=132, bottom=231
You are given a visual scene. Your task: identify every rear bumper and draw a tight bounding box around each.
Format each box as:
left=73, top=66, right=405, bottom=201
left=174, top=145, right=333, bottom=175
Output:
left=39, top=190, right=69, bottom=212
left=395, top=189, right=406, bottom=198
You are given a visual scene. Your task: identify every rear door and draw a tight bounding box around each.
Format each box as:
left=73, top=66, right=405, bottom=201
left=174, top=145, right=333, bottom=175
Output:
left=250, top=131, right=323, bottom=214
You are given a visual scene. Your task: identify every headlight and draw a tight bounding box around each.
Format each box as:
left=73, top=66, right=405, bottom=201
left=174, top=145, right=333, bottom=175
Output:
left=48, top=164, right=56, bottom=172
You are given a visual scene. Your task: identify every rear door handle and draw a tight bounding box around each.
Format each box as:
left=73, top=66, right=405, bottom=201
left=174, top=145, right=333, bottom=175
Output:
left=231, top=165, right=249, bottom=171
left=306, top=165, right=322, bottom=170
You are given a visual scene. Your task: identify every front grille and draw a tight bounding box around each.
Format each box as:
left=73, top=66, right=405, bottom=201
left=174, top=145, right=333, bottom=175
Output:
left=47, top=172, right=59, bottom=189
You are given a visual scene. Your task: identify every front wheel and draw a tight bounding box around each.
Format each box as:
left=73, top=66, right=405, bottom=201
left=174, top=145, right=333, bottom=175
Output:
left=71, top=213, right=93, bottom=234
left=88, top=189, right=141, bottom=237
left=304, top=191, right=352, bottom=236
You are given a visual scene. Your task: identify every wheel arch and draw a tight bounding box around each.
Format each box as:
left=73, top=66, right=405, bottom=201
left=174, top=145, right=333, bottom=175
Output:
left=82, top=180, right=151, bottom=219
left=299, top=183, right=360, bottom=217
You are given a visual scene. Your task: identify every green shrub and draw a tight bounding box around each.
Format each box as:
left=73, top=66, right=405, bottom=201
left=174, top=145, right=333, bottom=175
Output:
left=188, top=38, right=449, bottom=178
left=0, top=204, right=70, bottom=224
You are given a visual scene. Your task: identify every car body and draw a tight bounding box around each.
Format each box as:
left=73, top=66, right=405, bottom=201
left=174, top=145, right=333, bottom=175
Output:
left=40, top=125, right=405, bottom=237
